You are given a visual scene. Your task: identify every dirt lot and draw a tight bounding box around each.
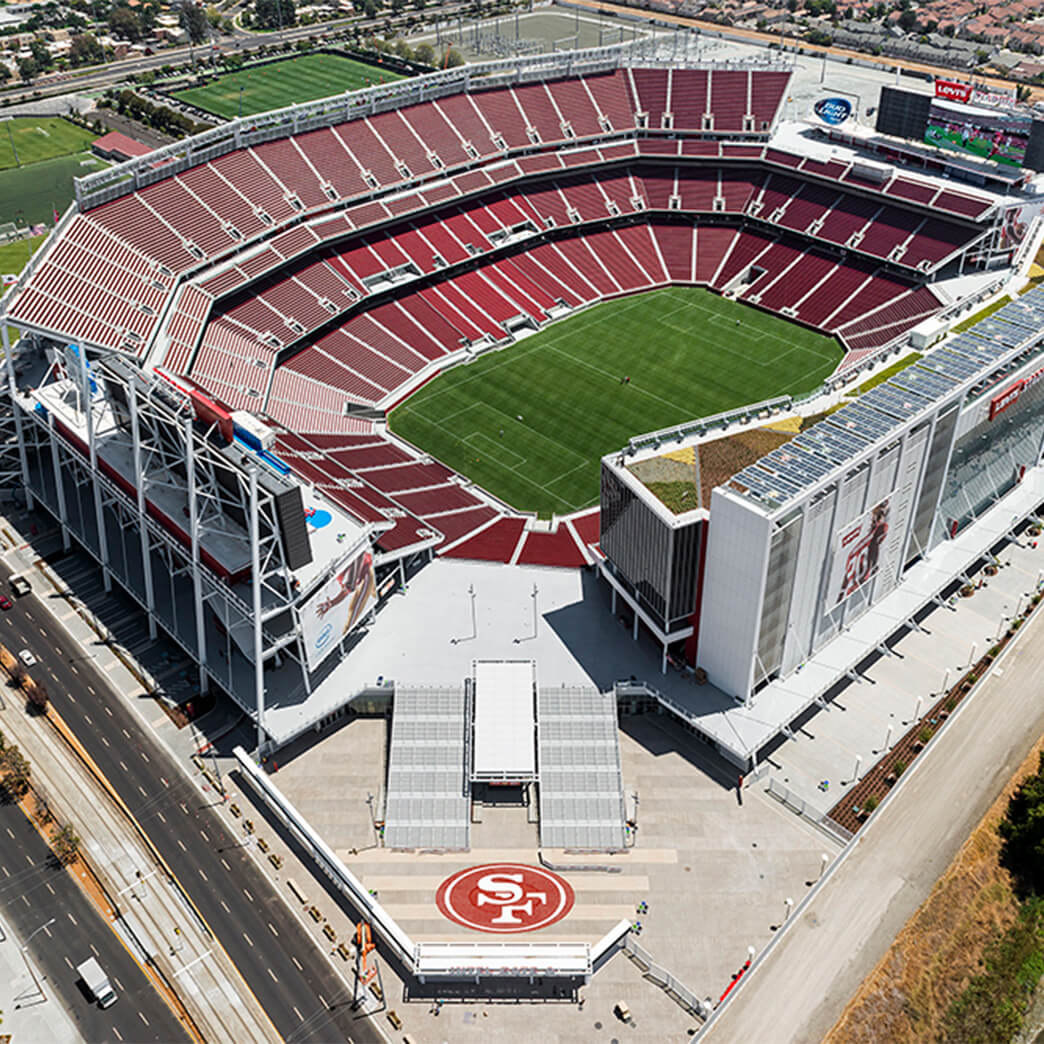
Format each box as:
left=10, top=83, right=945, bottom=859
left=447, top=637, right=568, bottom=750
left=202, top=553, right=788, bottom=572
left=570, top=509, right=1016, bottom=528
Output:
left=824, top=732, right=1044, bottom=1044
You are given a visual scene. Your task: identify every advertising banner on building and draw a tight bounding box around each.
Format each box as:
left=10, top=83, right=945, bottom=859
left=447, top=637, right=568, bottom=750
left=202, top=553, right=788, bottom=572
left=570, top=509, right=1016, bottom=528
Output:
left=935, top=79, right=1015, bottom=109
left=813, top=97, right=853, bottom=126
left=924, top=98, right=1030, bottom=167
left=299, top=546, right=376, bottom=672
left=988, top=364, right=1044, bottom=420
left=827, top=498, right=892, bottom=607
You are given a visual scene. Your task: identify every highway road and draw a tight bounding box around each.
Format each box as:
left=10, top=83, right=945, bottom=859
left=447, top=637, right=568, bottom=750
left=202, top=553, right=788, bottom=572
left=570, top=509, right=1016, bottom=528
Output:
left=0, top=555, right=384, bottom=1044
left=0, top=792, right=189, bottom=1043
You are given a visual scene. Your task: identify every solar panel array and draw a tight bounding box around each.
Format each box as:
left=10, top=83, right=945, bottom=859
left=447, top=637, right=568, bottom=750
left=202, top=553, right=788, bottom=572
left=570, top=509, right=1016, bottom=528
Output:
left=537, top=688, right=627, bottom=852
left=729, top=286, right=1044, bottom=511
left=384, top=687, right=470, bottom=850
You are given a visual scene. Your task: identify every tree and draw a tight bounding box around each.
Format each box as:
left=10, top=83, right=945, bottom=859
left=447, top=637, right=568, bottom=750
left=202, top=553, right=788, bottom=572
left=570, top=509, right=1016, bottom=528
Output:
left=999, top=751, right=1044, bottom=896
left=413, top=42, right=435, bottom=66
left=69, top=32, right=104, bottom=67
left=253, top=0, right=296, bottom=29
left=26, top=680, right=48, bottom=713
left=442, top=47, right=464, bottom=68
left=180, top=2, right=209, bottom=43
left=0, top=66, right=9, bottom=85
left=0, top=744, right=31, bottom=798
left=29, top=39, right=53, bottom=69
left=17, top=57, right=38, bottom=83
left=108, top=6, right=143, bottom=41
left=51, top=823, right=81, bottom=866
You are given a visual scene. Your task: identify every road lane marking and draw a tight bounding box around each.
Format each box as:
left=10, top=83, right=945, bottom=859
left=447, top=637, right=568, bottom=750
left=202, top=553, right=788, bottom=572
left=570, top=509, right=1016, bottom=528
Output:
left=5, top=828, right=13, bottom=839
left=101, top=736, right=110, bottom=747
left=67, top=913, right=77, bottom=925
left=70, top=665, right=78, bottom=675
left=243, top=932, right=254, bottom=947
left=1, top=866, right=9, bottom=877
left=83, top=714, right=92, bottom=725
left=199, top=830, right=208, bottom=842
left=87, top=686, right=95, bottom=695
left=174, top=950, right=212, bottom=977
left=293, top=1005, right=303, bottom=1021
left=138, top=1012, right=149, bottom=1026
left=156, top=812, right=166, bottom=823
left=179, top=803, right=188, bottom=815
left=243, top=889, right=253, bottom=902
left=177, top=840, right=186, bottom=852
left=291, top=955, right=303, bottom=971
left=267, top=967, right=278, bottom=983
left=199, top=868, right=208, bottom=881
left=45, top=883, right=55, bottom=895
left=112, top=1029, right=122, bottom=1042
left=64, top=956, right=73, bottom=969
left=268, top=922, right=278, bottom=937
left=220, top=858, right=231, bottom=871
left=119, top=761, right=128, bottom=772
left=25, top=855, right=34, bottom=866
left=220, top=900, right=230, bottom=914
left=137, top=786, right=147, bottom=798
left=103, top=705, right=112, bottom=716
left=122, top=728, right=130, bottom=739
left=140, top=752, right=149, bottom=763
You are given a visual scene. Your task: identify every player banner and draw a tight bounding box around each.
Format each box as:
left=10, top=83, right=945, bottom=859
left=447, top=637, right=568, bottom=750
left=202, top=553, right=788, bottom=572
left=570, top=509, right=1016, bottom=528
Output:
left=300, top=546, right=376, bottom=671
left=828, top=498, right=891, bottom=607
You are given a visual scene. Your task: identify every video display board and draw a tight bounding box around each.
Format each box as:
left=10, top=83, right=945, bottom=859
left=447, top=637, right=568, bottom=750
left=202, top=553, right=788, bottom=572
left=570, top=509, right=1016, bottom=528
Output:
left=925, top=98, right=1030, bottom=168
left=299, top=546, right=376, bottom=671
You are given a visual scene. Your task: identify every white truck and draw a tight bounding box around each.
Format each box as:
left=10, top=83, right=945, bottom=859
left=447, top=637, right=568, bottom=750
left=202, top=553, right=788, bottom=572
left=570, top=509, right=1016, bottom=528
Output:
left=76, top=956, right=118, bottom=1008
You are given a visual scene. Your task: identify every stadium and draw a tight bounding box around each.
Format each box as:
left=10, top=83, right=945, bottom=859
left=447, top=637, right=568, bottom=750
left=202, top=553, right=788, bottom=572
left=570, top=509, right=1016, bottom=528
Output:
left=6, top=32, right=1044, bottom=1004
left=1, top=42, right=1040, bottom=746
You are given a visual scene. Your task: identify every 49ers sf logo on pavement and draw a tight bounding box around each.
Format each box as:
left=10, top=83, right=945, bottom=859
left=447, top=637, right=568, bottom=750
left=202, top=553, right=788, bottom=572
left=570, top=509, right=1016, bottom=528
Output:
left=435, top=863, right=575, bottom=933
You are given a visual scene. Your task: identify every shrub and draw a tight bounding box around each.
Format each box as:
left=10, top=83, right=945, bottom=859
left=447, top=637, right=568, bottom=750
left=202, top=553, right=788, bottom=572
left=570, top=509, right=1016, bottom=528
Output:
left=894, top=759, right=907, bottom=778
left=864, top=795, right=879, bottom=813
left=919, top=727, right=934, bottom=745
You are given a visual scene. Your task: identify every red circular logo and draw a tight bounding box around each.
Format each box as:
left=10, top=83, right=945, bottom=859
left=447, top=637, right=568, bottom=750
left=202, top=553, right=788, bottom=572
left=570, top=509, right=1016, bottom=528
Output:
left=435, top=863, right=575, bottom=933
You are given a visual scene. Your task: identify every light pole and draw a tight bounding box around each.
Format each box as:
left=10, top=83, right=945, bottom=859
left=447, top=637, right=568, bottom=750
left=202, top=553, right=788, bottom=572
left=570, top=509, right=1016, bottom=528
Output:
left=20, top=917, right=55, bottom=1003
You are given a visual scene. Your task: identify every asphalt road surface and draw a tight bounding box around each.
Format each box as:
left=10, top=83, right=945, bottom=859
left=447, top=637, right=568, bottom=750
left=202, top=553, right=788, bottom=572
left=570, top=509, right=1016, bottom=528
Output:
left=0, top=793, right=189, bottom=1043
left=703, top=588, right=1044, bottom=1043
left=0, top=557, right=383, bottom=1044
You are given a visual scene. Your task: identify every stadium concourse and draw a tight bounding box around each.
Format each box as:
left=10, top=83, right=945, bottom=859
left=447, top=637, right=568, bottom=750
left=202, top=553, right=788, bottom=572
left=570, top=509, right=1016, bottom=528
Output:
left=2, top=45, right=1011, bottom=575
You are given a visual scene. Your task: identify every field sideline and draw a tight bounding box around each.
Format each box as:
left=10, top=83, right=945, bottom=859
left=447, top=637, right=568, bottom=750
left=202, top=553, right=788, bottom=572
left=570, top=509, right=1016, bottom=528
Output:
left=172, top=53, right=405, bottom=118
left=389, top=286, right=843, bottom=518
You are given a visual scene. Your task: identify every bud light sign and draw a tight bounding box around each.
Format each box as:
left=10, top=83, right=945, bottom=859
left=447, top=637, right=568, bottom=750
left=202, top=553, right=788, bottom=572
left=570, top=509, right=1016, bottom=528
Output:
left=814, top=97, right=852, bottom=126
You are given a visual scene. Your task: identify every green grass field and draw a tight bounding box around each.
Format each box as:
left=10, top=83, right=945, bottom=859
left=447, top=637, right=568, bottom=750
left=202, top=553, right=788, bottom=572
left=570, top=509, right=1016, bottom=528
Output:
left=0, top=152, right=108, bottom=228
left=0, top=235, right=45, bottom=277
left=390, top=287, right=843, bottom=517
left=173, top=53, right=406, bottom=118
left=0, top=117, right=95, bottom=172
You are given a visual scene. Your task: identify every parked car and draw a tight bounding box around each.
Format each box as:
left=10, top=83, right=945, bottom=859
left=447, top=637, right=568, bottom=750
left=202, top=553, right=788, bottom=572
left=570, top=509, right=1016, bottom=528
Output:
left=18, top=649, right=36, bottom=667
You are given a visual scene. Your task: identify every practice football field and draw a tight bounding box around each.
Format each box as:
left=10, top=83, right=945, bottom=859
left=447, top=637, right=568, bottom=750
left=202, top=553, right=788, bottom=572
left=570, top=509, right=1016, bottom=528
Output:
left=173, top=53, right=406, bottom=118
left=0, top=117, right=95, bottom=172
left=390, top=287, right=843, bottom=517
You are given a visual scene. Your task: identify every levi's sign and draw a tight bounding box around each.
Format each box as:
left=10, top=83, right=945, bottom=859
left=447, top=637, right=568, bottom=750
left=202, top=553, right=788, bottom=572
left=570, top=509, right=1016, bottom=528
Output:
left=989, top=365, right=1044, bottom=420
left=935, top=78, right=973, bottom=103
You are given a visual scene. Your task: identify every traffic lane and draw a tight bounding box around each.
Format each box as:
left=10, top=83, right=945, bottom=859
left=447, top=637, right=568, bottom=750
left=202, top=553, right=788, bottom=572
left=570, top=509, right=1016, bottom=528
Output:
left=0, top=796, right=189, bottom=1043
left=0, top=577, right=377, bottom=1043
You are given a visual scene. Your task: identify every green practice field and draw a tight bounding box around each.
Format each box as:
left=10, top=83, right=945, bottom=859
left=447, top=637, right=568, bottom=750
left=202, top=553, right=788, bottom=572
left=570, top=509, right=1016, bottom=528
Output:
left=0, top=235, right=45, bottom=276
left=173, top=53, right=405, bottom=118
left=0, top=117, right=95, bottom=171
left=390, top=287, right=843, bottom=517
left=0, top=152, right=108, bottom=228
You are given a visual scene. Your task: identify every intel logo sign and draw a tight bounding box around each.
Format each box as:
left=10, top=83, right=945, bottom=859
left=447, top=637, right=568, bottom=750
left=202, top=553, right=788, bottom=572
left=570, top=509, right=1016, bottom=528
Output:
left=314, top=622, right=334, bottom=651
left=814, top=97, right=852, bottom=126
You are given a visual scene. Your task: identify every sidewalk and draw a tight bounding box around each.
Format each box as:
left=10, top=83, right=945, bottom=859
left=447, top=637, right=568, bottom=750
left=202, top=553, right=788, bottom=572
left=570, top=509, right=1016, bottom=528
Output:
left=0, top=693, right=279, bottom=1044
left=0, top=913, right=81, bottom=1044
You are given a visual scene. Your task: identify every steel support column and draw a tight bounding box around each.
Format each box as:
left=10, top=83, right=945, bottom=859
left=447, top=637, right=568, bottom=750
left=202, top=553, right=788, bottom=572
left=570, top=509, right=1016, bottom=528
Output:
left=185, top=418, right=208, bottom=693
left=128, top=380, right=158, bottom=640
